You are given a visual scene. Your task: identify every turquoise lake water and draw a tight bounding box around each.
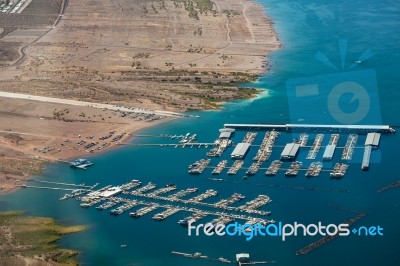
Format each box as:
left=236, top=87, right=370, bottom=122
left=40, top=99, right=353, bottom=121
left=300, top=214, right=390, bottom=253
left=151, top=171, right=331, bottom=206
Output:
left=1, top=0, right=399, bottom=265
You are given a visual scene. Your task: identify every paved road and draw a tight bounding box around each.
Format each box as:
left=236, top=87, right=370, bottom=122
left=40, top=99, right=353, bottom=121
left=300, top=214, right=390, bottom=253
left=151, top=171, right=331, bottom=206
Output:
left=0, top=91, right=188, bottom=118
left=0, top=0, right=68, bottom=68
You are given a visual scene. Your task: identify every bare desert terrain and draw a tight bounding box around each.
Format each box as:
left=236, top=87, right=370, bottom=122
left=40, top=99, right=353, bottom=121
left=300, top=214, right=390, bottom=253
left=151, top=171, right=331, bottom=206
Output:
left=0, top=0, right=280, bottom=110
left=0, top=0, right=280, bottom=194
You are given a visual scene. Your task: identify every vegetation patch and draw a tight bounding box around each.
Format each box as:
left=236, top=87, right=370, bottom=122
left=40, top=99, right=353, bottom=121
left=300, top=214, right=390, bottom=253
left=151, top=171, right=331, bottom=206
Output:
left=0, top=211, right=86, bottom=265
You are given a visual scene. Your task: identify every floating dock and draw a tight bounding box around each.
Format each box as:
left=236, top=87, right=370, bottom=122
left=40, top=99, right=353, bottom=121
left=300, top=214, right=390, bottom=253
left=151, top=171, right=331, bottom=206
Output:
left=212, top=160, right=228, bottom=175
left=330, top=163, right=349, bottom=178
left=322, top=144, right=336, bottom=161
left=214, top=193, right=245, bottom=208
left=236, top=195, right=271, bottom=215
left=187, top=189, right=218, bottom=202
left=110, top=201, right=138, bottom=215
left=188, top=159, right=211, bottom=174
left=362, top=132, right=381, bottom=170
left=285, top=161, right=302, bottom=176
left=96, top=198, right=123, bottom=210
left=253, top=131, right=279, bottom=161
left=224, top=123, right=395, bottom=133
left=341, top=134, right=358, bottom=160
left=246, top=162, right=262, bottom=176
left=298, top=133, right=309, bottom=146
left=207, top=129, right=234, bottom=157
left=70, top=180, right=274, bottom=224
left=305, top=162, right=323, bottom=177
left=265, top=160, right=282, bottom=176
left=361, top=146, right=372, bottom=170
left=129, top=182, right=156, bottom=195
left=152, top=208, right=181, bottom=221
left=227, top=160, right=244, bottom=175
left=306, top=134, right=324, bottom=159
left=167, top=187, right=198, bottom=200
left=130, top=204, right=159, bottom=218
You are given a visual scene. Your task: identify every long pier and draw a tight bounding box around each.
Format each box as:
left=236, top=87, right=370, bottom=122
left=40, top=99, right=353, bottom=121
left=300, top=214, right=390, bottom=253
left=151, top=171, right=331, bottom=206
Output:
left=224, top=123, right=395, bottom=133
left=29, top=179, right=92, bottom=188
left=20, top=185, right=79, bottom=191
left=119, top=143, right=213, bottom=148
left=377, top=180, right=400, bottom=193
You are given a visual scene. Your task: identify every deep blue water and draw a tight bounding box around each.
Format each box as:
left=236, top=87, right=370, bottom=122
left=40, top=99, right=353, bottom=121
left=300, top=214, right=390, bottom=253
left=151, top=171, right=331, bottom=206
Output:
left=1, top=0, right=400, bottom=265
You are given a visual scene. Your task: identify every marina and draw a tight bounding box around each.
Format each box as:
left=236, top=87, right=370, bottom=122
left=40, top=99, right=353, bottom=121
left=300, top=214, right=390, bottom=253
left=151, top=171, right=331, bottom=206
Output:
left=252, top=131, right=279, bottom=162
left=119, top=180, right=141, bottom=191
left=96, top=198, right=123, bottom=210
left=305, top=162, right=323, bottom=177
left=59, top=189, right=87, bottom=200
left=265, top=160, right=282, bottom=176
left=146, top=184, right=177, bottom=196
left=128, top=182, right=156, bottom=195
left=177, top=211, right=207, bottom=226
left=117, top=125, right=393, bottom=178
left=110, top=200, right=138, bottom=215
left=246, top=162, right=262, bottom=176
left=236, top=195, right=272, bottom=215
left=341, top=134, right=358, bottom=160
left=212, top=160, right=228, bottom=175
left=322, top=134, right=339, bottom=161
left=152, top=207, right=181, bottom=221
left=188, top=159, right=211, bottom=174
left=362, top=146, right=372, bottom=170
left=285, top=161, right=302, bottom=177
left=362, top=132, right=381, bottom=170
left=167, top=187, right=198, bottom=200
left=55, top=179, right=274, bottom=225
left=214, top=193, right=246, bottom=208
left=330, top=163, right=349, bottom=178
left=207, top=129, right=234, bottom=157
left=227, top=160, right=244, bottom=175
left=187, top=189, right=218, bottom=203
left=130, top=204, right=159, bottom=218
left=298, top=133, right=309, bottom=147
left=306, top=134, right=324, bottom=159
left=242, top=132, right=258, bottom=144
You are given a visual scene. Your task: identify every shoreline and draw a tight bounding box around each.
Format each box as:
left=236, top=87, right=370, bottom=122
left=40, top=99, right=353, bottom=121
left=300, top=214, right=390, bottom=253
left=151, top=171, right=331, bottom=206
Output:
left=0, top=0, right=281, bottom=196
left=0, top=211, right=86, bottom=265
left=0, top=115, right=178, bottom=196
